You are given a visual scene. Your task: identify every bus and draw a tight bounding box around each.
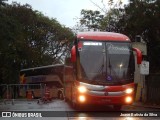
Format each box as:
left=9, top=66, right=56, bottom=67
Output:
left=19, top=64, right=65, bottom=99
left=64, top=32, right=142, bottom=110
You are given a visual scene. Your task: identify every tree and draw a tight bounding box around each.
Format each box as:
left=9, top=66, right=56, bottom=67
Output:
left=0, top=3, right=24, bottom=84
left=88, top=0, right=124, bottom=32
left=0, top=0, right=7, bottom=6
left=79, top=9, right=104, bottom=31
left=0, top=2, right=74, bottom=85
left=100, top=8, right=124, bottom=32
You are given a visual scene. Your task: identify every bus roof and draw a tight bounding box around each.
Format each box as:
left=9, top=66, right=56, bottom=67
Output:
left=77, top=32, right=130, bottom=42
left=20, top=64, right=64, bottom=72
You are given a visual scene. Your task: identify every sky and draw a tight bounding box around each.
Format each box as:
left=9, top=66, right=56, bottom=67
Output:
left=7, top=0, right=128, bottom=28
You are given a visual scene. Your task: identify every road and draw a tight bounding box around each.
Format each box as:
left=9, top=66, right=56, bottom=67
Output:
left=0, top=99, right=160, bottom=120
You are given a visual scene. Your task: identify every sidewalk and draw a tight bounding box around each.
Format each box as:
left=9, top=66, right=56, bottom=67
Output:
left=132, top=102, right=160, bottom=109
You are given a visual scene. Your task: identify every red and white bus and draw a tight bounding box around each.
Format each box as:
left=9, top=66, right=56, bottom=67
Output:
left=64, top=32, right=142, bottom=110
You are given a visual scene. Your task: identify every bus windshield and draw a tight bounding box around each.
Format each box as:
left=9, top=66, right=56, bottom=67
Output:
left=77, top=41, right=135, bottom=85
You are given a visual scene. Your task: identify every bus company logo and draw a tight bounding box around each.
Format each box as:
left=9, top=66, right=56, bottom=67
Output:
left=107, top=43, right=130, bottom=51
left=2, top=112, right=11, bottom=117
left=104, top=92, right=108, bottom=96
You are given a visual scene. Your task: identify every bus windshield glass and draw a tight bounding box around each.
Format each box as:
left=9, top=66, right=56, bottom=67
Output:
left=77, top=41, right=135, bottom=85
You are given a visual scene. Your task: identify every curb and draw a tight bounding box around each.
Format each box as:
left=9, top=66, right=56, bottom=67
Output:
left=132, top=103, right=160, bottom=109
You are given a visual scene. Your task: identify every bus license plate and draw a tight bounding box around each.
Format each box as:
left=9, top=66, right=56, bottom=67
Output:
left=101, top=99, right=111, bottom=102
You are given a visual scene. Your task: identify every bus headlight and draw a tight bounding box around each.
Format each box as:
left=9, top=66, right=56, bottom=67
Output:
left=125, top=88, right=133, bottom=94
left=79, top=95, right=86, bottom=102
left=78, top=86, right=87, bottom=93
left=125, top=96, right=132, bottom=103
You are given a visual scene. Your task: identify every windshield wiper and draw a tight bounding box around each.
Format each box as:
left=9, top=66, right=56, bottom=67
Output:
left=90, top=54, right=106, bottom=84
left=107, top=56, right=120, bottom=81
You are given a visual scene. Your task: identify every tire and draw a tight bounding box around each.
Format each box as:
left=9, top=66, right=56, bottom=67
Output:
left=113, top=105, right=122, bottom=111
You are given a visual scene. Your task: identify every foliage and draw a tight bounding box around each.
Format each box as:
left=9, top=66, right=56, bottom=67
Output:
left=79, top=9, right=104, bottom=31
left=0, top=2, right=74, bottom=84
left=100, top=8, right=124, bottom=32
left=0, top=0, right=7, bottom=6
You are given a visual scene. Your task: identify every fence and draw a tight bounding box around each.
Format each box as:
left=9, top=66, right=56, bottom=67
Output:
left=0, top=84, right=45, bottom=104
left=146, top=74, right=160, bottom=104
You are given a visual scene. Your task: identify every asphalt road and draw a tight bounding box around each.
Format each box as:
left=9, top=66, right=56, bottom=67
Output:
left=0, top=99, right=160, bottom=120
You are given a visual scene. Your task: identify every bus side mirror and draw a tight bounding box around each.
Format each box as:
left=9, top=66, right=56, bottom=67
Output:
left=71, top=45, right=76, bottom=62
left=133, top=47, right=142, bottom=64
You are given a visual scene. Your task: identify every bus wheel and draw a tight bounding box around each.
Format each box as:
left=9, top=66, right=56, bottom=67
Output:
left=113, top=105, right=122, bottom=111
